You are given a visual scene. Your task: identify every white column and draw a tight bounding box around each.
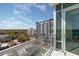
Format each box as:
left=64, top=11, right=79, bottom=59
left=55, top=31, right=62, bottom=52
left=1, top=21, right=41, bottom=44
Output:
left=61, top=3, right=66, bottom=54
left=53, top=5, right=56, bottom=50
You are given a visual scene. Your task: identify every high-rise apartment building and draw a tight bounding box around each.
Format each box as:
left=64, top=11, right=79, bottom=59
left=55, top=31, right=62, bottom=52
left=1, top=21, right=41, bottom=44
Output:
left=36, top=19, right=53, bottom=43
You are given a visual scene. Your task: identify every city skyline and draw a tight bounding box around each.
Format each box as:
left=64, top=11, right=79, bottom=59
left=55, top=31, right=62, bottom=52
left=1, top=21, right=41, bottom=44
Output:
left=0, top=3, right=53, bottom=29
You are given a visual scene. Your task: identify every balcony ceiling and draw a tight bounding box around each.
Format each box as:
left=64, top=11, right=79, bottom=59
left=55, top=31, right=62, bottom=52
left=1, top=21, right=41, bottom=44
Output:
left=49, top=3, right=59, bottom=6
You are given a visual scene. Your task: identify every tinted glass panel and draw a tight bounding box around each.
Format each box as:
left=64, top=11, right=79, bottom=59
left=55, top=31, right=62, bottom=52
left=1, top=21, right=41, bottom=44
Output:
left=56, top=11, right=62, bottom=49
left=66, top=8, right=79, bottom=55
left=56, top=4, right=61, bottom=11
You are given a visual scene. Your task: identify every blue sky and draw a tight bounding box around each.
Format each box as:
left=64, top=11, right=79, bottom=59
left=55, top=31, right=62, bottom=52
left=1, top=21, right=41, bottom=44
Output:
left=0, top=3, right=53, bottom=29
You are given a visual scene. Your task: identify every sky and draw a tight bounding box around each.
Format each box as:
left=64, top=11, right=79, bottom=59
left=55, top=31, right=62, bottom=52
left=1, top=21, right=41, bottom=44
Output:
left=0, top=3, right=53, bottom=29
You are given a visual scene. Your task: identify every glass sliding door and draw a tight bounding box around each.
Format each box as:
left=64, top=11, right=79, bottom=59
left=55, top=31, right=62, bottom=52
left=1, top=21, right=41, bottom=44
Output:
left=66, top=7, right=79, bottom=55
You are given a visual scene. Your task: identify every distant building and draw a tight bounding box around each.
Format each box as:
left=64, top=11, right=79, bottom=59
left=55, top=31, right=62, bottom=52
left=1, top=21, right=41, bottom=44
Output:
left=0, top=35, right=9, bottom=42
left=36, top=19, right=54, bottom=43
left=27, top=28, right=36, bottom=37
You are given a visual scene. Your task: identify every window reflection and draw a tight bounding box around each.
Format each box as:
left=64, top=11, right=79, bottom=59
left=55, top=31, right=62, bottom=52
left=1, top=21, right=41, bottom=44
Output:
left=66, top=8, right=79, bottom=55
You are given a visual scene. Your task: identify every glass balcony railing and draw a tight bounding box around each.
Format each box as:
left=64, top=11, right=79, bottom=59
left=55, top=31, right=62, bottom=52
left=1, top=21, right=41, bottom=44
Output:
left=0, top=35, right=53, bottom=56
left=37, top=34, right=53, bottom=56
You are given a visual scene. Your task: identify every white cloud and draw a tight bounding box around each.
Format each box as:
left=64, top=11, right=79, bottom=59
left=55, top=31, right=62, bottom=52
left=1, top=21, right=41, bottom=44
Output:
left=13, top=3, right=32, bottom=13
left=13, top=3, right=47, bottom=14
left=13, top=9, right=25, bottom=15
left=0, top=17, right=35, bottom=29
left=35, top=4, right=47, bottom=12
left=36, top=18, right=45, bottom=22
left=16, top=15, right=33, bottom=23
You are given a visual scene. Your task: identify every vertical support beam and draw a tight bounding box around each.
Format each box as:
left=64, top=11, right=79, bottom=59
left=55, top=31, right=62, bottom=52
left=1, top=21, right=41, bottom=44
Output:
left=61, top=3, right=66, bottom=55
left=53, top=5, right=56, bottom=50
left=40, top=22, right=43, bottom=56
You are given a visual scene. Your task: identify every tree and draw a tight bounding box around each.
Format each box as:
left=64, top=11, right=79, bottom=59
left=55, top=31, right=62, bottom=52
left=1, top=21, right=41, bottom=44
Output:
left=17, top=33, right=29, bottom=43
left=8, top=32, right=16, bottom=41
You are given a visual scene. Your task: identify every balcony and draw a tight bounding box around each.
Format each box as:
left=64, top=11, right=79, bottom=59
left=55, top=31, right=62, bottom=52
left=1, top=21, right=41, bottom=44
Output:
left=0, top=35, right=78, bottom=56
